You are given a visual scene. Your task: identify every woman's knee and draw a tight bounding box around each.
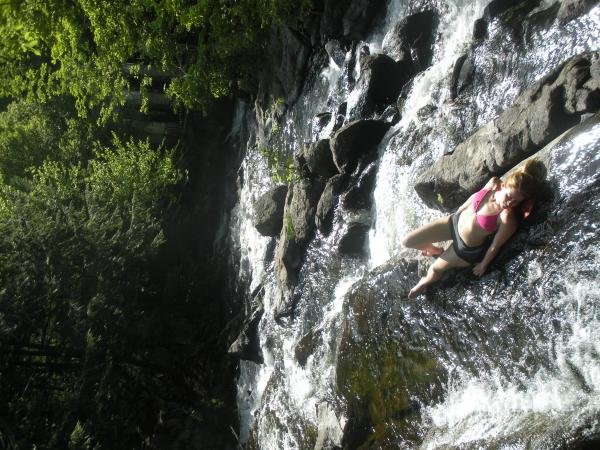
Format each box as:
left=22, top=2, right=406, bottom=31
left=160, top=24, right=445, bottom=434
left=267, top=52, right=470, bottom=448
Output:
left=401, top=233, right=414, bottom=248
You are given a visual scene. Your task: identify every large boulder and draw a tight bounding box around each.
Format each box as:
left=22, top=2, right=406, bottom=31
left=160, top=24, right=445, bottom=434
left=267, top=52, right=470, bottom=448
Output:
left=275, top=178, right=325, bottom=287
left=258, top=25, right=312, bottom=107
left=342, top=161, right=379, bottom=210
left=382, top=10, right=438, bottom=70
left=316, top=174, right=346, bottom=234
left=450, top=53, right=476, bottom=99
left=228, top=306, right=264, bottom=364
left=349, top=53, right=412, bottom=119
left=331, top=119, right=391, bottom=173
left=320, top=0, right=386, bottom=42
left=338, top=220, right=371, bottom=257
left=303, top=139, right=339, bottom=178
left=253, top=185, right=288, bottom=236
left=414, top=51, right=600, bottom=211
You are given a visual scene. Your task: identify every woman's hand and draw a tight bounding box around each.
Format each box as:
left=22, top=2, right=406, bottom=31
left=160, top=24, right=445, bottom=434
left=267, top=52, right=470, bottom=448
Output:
left=472, top=262, right=487, bottom=277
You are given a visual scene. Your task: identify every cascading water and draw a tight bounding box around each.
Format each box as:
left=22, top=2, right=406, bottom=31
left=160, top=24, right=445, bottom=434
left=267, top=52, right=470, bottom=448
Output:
left=229, top=0, right=600, bottom=448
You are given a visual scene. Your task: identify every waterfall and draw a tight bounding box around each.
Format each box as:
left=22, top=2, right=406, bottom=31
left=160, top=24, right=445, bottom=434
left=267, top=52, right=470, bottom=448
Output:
left=229, top=0, right=600, bottom=448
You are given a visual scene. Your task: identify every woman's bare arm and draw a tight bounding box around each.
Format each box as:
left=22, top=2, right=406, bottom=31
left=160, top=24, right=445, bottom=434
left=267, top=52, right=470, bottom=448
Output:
left=472, top=208, right=518, bottom=276
left=456, top=192, right=476, bottom=214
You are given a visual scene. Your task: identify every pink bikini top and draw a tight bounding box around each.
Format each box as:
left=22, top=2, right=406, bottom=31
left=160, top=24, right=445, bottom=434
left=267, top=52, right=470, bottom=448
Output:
left=472, top=188, right=500, bottom=232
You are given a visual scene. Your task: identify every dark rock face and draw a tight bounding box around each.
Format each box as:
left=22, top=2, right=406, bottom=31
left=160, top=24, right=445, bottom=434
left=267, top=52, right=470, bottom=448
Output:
left=472, top=18, right=488, bottom=42
left=331, top=119, right=391, bottom=173
left=484, top=0, right=535, bottom=19
left=378, top=104, right=400, bottom=124
left=342, top=0, right=387, bottom=41
left=313, top=112, right=332, bottom=135
left=382, top=10, right=438, bottom=70
left=303, top=139, right=338, bottom=178
left=324, top=39, right=348, bottom=67
left=228, top=307, right=264, bottom=364
left=342, top=162, right=378, bottom=210
left=349, top=53, right=412, bottom=119
left=275, top=179, right=325, bottom=287
left=338, top=221, right=371, bottom=256
left=557, top=0, right=598, bottom=24
left=415, top=51, right=600, bottom=211
left=450, top=53, right=476, bottom=99
left=259, top=25, right=312, bottom=108
left=254, top=185, right=288, bottom=236
left=320, top=0, right=386, bottom=42
left=295, top=328, right=323, bottom=367
left=316, top=174, right=346, bottom=234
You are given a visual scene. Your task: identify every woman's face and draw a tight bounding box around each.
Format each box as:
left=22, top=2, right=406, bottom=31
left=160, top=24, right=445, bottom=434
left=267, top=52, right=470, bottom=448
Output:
left=497, top=185, right=525, bottom=209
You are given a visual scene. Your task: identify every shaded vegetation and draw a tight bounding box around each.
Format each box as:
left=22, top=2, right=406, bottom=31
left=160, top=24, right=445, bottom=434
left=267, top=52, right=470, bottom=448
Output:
left=0, top=0, right=315, bottom=447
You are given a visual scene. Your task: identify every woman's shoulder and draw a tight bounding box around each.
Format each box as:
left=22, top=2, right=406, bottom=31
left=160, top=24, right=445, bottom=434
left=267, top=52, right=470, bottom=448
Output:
left=499, top=207, right=519, bottom=224
left=483, top=177, right=501, bottom=190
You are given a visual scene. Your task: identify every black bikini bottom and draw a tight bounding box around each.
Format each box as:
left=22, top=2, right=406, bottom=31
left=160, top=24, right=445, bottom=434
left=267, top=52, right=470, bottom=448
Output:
left=450, top=212, right=494, bottom=264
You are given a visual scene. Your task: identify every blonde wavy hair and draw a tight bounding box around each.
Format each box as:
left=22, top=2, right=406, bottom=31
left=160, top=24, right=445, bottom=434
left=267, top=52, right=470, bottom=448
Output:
left=505, top=159, right=547, bottom=200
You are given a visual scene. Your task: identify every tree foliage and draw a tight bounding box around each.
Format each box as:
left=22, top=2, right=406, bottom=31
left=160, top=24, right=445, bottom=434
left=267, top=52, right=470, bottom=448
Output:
left=0, top=136, right=190, bottom=448
left=0, top=0, right=314, bottom=117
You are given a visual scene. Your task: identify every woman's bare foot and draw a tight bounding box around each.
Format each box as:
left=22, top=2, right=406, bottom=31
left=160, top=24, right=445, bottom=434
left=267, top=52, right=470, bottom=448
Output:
left=420, top=244, right=443, bottom=257
left=408, top=278, right=428, bottom=299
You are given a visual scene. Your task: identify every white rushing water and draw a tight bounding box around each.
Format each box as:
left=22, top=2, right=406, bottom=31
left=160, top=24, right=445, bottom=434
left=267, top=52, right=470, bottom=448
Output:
left=232, top=0, right=600, bottom=447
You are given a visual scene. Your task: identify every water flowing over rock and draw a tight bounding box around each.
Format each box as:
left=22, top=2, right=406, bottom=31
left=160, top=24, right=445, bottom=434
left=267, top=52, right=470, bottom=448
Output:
left=336, top=116, right=600, bottom=447
left=231, top=3, right=600, bottom=448
left=275, top=178, right=325, bottom=289
left=415, top=51, right=600, bottom=211
left=382, top=10, right=439, bottom=69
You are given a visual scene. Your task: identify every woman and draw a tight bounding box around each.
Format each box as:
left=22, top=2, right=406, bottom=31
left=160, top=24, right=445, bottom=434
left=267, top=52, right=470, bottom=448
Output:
left=402, top=159, right=546, bottom=299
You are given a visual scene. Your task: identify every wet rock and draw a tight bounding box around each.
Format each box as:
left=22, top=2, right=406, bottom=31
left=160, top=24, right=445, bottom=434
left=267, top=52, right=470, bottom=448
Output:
left=450, top=53, right=476, bottom=99
left=415, top=52, right=600, bottom=211
left=336, top=257, right=445, bottom=448
left=332, top=102, right=348, bottom=133
left=396, top=79, right=415, bottom=114
left=349, top=53, right=412, bottom=119
left=275, top=178, right=326, bottom=287
left=417, top=104, right=438, bottom=121
left=324, top=39, right=347, bottom=67
left=341, top=0, right=387, bottom=42
left=254, top=185, right=288, bottom=236
left=295, top=328, right=323, bottom=367
left=342, top=162, right=379, bottom=210
left=316, top=174, right=346, bottom=234
left=320, top=0, right=386, bottom=42
left=228, top=307, right=264, bottom=364
left=382, top=10, right=438, bottom=70
left=331, top=119, right=391, bottom=173
left=313, top=112, right=332, bottom=134
left=338, top=220, right=371, bottom=256
left=472, top=18, right=488, bottom=42
left=258, top=25, right=311, bottom=107
left=557, top=0, right=598, bottom=24
left=378, top=104, right=400, bottom=124
left=303, top=139, right=338, bottom=178
left=484, top=0, right=533, bottom=19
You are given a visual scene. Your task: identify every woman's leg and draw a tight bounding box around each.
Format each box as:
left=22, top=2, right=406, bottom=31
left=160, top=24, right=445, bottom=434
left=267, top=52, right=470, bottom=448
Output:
left=401, top=215, right=452, bottom=256
left=408, top=245, right=470, bottom=299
